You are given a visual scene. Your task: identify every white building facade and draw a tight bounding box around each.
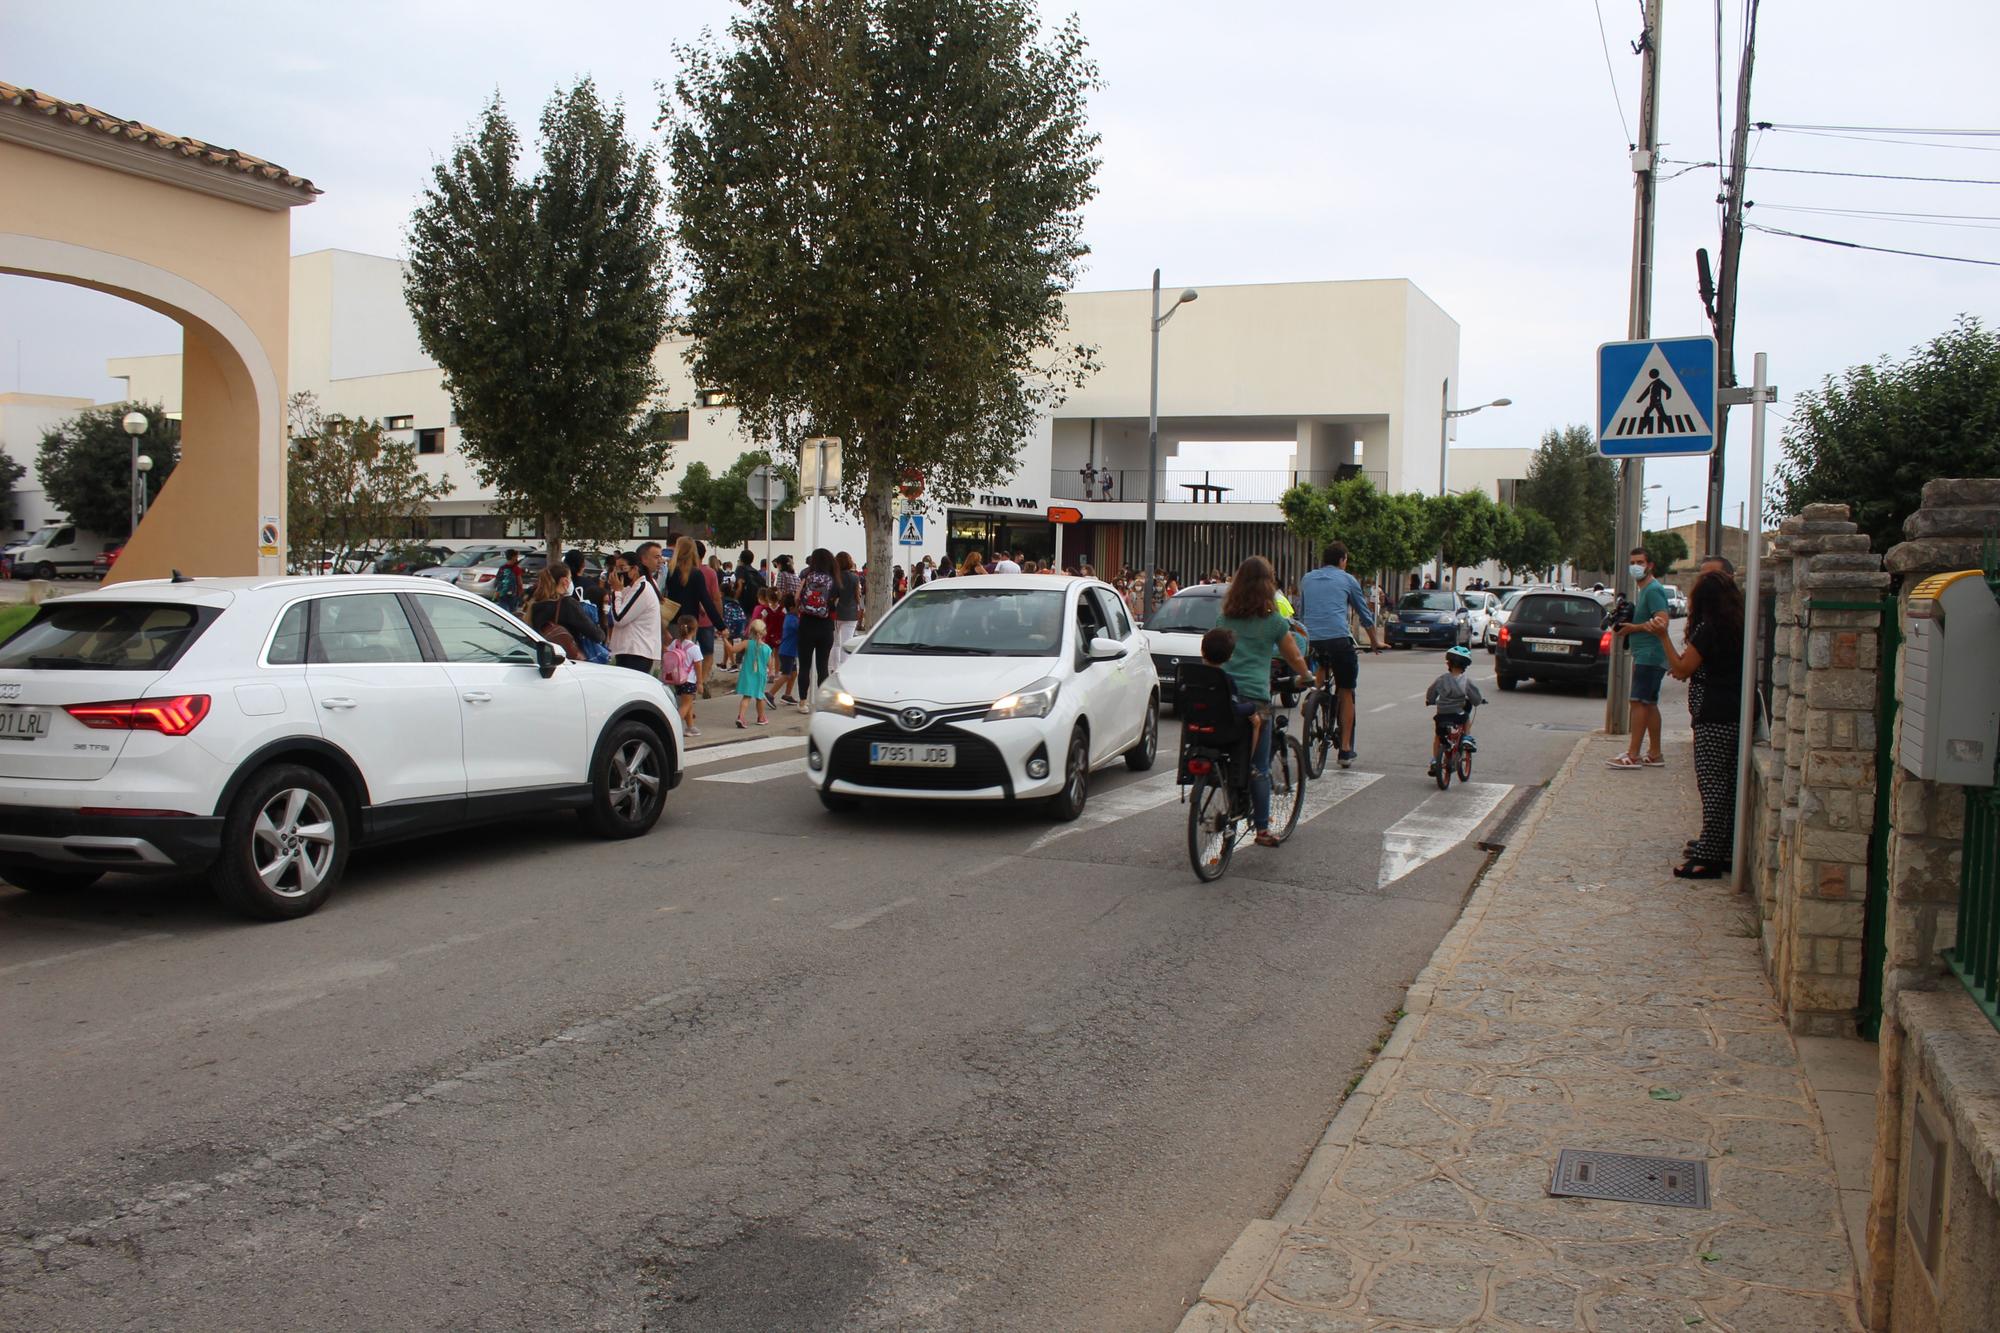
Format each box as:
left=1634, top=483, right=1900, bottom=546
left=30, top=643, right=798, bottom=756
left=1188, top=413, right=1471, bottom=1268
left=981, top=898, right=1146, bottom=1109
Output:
left=106, top=250, right=1530, bottom=587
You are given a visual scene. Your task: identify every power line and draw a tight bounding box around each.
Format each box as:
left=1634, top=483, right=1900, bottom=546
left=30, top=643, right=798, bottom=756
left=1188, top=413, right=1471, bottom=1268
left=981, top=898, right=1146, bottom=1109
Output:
left=1759, top=121, right=2000, bottom=137
left=1752, top=203, right=2000, bottom=232
left=1753, top=204, right=2000, bottom=222
left=1663, top=157, right=2000, bottom=185
left=1759, top=125, right=2000, bottom=153
left=1593, top=0, right=1633, bottom=146
left=1747, top=222, right=2000, bottom=266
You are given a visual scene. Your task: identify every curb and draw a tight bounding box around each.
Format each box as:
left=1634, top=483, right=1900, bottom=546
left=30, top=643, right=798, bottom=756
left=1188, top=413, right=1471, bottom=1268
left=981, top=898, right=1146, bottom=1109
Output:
left=1173, top=732, right=1597, bottom=1331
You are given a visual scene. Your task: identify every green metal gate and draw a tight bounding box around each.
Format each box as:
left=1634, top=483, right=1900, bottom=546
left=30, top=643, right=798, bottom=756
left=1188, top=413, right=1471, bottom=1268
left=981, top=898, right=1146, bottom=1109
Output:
left=1942, top=543, right=2000, bottom=1036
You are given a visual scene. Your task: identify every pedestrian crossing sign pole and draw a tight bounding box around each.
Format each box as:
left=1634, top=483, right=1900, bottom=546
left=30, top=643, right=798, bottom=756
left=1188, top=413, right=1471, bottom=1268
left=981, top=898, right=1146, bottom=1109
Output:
left=1596, top=335, right=1717, bottom=458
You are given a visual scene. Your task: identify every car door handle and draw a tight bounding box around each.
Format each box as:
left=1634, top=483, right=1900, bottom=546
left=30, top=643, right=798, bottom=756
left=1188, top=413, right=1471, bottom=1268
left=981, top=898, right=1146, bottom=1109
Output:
left=461, top=690, right=493, bottom=704
left=320, top=697, right=358, bottom=711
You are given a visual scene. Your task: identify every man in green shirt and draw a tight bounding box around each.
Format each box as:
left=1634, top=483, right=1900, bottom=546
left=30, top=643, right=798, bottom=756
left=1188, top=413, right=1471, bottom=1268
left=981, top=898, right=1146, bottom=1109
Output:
left=1609, top=545, right=1673, bottom=769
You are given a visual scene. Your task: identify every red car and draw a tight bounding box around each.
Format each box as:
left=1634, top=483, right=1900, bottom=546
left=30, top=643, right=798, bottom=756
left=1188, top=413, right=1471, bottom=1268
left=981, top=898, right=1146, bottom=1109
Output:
left=92, top=545, right=122, bottom=576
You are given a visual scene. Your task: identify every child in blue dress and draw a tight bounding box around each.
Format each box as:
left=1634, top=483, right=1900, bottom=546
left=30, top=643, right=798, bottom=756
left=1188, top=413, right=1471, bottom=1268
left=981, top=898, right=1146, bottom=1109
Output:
left=735, top=620, right=773, bottom=727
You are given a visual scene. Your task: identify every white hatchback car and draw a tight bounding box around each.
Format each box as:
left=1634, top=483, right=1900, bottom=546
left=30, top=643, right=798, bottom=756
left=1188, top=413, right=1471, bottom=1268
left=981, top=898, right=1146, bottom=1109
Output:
left=0, top=576, right=683, bottom=919
left=806, top=575, right=1159, bottom=819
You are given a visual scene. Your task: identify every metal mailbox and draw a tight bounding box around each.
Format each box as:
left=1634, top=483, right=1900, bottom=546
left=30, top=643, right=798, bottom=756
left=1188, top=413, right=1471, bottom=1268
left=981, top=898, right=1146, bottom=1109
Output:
left=1899, top=570, right=2000, bottom=786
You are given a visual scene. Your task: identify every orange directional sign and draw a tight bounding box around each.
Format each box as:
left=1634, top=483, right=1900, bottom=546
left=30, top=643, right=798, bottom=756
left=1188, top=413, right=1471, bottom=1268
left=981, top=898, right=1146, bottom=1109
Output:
left=1047, top=506, right=1082, bottom=524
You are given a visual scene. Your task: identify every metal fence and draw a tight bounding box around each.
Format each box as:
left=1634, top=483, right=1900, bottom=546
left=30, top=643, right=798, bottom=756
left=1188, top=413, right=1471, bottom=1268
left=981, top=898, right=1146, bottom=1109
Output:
left=1944, top=556, right=2000, bottom=1035
left=1050, top=468, right=1386, bottom=506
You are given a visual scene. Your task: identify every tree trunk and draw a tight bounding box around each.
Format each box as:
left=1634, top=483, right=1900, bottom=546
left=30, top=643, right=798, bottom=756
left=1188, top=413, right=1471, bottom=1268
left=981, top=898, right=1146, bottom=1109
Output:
left=544, top=513, right=563, bottom=567
left=861, top=473, right=895, bottom=634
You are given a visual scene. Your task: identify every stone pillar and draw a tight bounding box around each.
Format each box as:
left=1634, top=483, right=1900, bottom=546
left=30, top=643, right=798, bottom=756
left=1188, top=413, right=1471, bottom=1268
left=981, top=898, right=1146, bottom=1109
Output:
left=1770, top=506, right=1886, bottom=1034
left=1863, top=477, right=2000, bottom=1326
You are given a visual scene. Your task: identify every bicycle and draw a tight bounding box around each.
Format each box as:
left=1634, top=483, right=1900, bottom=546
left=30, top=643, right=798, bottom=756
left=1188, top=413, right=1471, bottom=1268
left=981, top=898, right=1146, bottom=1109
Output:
left=1298, top=684, right=1337, bottom=778
left=1433, top=712, right=1475, bottom=790
left=1179, top=672, right=1309, bottom=882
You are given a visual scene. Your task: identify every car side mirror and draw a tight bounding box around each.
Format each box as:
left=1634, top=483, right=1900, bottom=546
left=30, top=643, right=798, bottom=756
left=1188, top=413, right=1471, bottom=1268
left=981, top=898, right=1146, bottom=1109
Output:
left=1088, top=636, right=1126, bottom=662
left=536, top=640, right=562, bottom=677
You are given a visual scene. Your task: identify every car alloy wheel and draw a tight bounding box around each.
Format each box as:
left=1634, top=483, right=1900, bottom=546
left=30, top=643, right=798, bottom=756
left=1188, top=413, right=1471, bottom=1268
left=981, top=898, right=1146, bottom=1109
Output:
left=1125, top=697, right=1159, bottom=771
left=1048, top=727, right=1089, bottom=821
left=254, top=787, right=338, bottom=899
left=211, top=764, right=350, bottom=920
left=587, top=720, right=669, bottom=838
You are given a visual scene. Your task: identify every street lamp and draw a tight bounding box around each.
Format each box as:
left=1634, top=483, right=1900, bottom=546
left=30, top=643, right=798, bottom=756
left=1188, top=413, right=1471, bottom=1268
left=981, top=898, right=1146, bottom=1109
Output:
left=1437, top=390, right=1511, bottom=585
left=121, top=410, right=148, bottom=536
left=136, top=454, right=154, bottom=518
left=1144, top=270, right=1198, bottom=620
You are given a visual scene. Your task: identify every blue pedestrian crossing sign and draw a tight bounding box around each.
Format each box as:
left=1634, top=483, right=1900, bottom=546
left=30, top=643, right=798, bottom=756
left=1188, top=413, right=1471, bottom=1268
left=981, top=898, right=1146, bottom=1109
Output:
left=1597, top=335, right=1717, bottom=458
left=896, top=513, right=925, bottom=546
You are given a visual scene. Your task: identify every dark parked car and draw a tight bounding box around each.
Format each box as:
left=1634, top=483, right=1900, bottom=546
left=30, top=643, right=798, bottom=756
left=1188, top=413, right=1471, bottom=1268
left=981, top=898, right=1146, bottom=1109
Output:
left=1493, top=590, right=1613, bottom=694
left=1383, top=590, right=1471, bottom=648
left=369, top=544, right=455, bottom=576
left=1139, top=584, right=1309, bottom=710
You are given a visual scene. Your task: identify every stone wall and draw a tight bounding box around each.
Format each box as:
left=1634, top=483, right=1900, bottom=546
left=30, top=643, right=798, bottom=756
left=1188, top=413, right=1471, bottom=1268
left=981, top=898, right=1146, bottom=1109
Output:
left=1862, top=477, right=2000, bottom=1330
left=1746, top=503, right=1886, bottom=1035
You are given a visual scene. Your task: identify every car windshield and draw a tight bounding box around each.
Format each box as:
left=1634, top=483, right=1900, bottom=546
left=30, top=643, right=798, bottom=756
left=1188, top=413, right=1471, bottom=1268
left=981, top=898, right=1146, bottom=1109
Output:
left=442, top=549, right=494, bottom=568
left=1145, top=594, right=1221, bottom=634
left=0, top=602, right=208, bottom=670
left=861, top=586, right=1065, bottom=657
left=1399, top=592, right=1457, bottom=612
left=1521, top=595, right=1606, bottom=628
left=25, top=526, right=63, bottom=546
left=1501, top=590, right=1529, bottom=610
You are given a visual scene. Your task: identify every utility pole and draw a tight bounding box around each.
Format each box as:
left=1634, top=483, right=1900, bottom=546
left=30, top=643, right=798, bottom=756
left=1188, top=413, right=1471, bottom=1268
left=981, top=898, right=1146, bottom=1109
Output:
left=1607, top=0, right=1663, bottom=735
left=1703, top=0, right=1760, bottom=559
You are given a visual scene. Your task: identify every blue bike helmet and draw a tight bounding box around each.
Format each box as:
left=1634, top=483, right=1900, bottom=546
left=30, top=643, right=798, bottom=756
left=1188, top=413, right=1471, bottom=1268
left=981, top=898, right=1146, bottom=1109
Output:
left=1445, top=645, right=1473, bottom=668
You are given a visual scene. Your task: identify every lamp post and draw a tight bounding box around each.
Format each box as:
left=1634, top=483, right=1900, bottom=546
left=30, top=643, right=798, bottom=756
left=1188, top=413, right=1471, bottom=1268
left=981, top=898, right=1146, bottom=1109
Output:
left=121, top=410, right=149, bottom=537
left=136, top=455, right=154, bottom=518
left=1144, top=270, right=1198, bottom=620
left=1437, top=390, right=1511, bottom=586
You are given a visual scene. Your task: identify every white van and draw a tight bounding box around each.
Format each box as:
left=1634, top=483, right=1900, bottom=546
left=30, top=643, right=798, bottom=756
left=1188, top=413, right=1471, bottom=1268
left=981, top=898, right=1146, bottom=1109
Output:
left=11, top=525, right=117, bottom=580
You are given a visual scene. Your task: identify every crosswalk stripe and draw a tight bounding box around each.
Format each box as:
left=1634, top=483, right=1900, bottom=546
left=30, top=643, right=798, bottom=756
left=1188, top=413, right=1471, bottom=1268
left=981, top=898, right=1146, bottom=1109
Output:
left=1026, top=770, right=1183, bottom=852
left=682, top=735, right=804, bottom=769
left=697, top=756, right=808, bottom=784
left=1377, top=781, right=1512, bottom=887
left=1294, top=769, right=1383, bottom=827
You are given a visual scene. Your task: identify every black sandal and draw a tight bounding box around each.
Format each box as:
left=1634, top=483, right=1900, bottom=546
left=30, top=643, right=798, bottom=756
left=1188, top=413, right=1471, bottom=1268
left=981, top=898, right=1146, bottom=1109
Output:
left=1673, top=860, right=1726, bottom=879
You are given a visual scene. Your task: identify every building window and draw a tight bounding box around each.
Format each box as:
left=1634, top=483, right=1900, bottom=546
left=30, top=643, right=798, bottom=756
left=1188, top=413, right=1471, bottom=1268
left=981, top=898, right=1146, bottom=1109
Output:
left=696, top=388, right=731, bottom=409
left=449, top=407, right=460, bottom=426
left=384, top=414, right=414, bottom=431
left=664, top=409, right=690, bottom=441
left=416, top=428, right=445, bottom=455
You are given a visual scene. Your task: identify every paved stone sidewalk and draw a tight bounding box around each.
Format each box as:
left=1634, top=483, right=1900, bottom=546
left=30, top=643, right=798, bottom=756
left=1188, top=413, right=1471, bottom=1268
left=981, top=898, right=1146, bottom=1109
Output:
left=1180, top=723, right=1862, bottom=1332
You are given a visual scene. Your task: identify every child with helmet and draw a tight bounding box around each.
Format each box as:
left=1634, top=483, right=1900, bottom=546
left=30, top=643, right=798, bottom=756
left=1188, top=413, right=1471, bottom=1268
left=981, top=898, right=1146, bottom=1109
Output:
left=1426, top=644, right=1485, bottom=778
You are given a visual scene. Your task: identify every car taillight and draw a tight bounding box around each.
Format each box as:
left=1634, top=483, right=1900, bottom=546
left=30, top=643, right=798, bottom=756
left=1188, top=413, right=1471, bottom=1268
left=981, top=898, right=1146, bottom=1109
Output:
left=1599, top=631, right=1612, bottom=654
left=1498, top=626, right=1510, bottom=647
left=64, top=694, right=211, bottom=735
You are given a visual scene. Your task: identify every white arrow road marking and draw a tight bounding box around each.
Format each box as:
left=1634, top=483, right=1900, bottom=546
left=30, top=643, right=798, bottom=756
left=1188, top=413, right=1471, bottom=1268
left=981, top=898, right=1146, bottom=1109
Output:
left=682, top=735, right=803, bottom=769
left=1378, top=781, right=1512, bottom=887
left=698, top=756, right=809, bottom=784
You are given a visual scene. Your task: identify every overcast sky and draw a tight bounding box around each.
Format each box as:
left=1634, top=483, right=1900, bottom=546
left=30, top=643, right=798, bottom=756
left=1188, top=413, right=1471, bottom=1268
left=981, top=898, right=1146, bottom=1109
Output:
left=4, top=0, right=1996, bottom=529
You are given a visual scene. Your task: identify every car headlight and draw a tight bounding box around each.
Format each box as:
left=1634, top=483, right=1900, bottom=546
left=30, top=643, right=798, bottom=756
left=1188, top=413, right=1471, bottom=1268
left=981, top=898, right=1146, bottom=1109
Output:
left=985, top=676, right=1061, bottom=721
left=815, top=679, right=857, bottom=717
left=1383, top=612, right=1399, bottom=625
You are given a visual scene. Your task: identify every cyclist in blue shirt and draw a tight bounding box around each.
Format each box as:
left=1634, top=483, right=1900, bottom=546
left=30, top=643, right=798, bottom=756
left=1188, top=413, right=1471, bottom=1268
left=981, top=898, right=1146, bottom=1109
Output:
left=1296, top=541, right=1378, bottom=768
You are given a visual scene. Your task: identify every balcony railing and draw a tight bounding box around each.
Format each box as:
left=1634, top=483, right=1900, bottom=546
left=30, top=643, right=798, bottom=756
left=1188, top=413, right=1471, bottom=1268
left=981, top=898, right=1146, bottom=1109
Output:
left=1051, top=468, right=1385, bottom=506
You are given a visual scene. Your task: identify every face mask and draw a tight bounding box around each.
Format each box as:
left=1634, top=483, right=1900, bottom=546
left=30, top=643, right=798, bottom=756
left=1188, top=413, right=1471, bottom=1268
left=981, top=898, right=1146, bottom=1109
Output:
left=1627, top=564, right=1647, bottom=580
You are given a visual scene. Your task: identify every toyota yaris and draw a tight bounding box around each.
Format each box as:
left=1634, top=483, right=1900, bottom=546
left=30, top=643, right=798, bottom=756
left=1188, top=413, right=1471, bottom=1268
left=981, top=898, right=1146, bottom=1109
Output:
left=806, top=575, right=1159, bottom=819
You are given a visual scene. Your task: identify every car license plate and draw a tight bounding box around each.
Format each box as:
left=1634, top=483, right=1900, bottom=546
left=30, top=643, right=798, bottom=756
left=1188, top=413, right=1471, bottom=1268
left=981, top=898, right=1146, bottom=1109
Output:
left=0, top=706, right=50, bottom=741
left=1529, top=641, right=1573, bottom=655
left=870, top=742, right=955, bottom=768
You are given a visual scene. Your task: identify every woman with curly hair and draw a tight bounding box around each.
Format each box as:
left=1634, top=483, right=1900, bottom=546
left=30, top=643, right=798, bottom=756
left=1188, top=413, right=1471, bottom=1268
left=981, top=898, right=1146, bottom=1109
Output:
left=1216, top=556, right=1311, bottom=847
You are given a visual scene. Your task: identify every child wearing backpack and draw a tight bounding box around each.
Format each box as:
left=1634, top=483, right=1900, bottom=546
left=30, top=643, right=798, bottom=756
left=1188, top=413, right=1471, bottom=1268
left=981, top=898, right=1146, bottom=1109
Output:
left=663, top=615, right=702, bottom=736
left=775, top=591, right=802, bottom=705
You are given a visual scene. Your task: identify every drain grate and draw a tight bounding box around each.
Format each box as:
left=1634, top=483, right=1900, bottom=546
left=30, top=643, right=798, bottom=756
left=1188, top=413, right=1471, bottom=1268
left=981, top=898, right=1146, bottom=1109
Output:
left=1549, top=1148, right=1710, bottom=1209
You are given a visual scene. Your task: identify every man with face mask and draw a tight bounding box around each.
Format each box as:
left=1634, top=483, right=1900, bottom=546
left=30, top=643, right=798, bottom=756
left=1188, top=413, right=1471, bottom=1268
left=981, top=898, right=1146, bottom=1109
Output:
left=1608, top=546, right=1673, bottom=769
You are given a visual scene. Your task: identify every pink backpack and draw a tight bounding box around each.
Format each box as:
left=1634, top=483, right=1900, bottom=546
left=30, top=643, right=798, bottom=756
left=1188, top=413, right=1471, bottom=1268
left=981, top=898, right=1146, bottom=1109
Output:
left=661, top=640, right=694, bottom=686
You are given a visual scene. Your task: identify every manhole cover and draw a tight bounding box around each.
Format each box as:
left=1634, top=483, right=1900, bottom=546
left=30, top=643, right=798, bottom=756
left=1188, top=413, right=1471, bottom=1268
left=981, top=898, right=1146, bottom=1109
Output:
left=1525, top=721, right=1596, bottom=732
left=1549, top=1148, right=1709, bottom=1209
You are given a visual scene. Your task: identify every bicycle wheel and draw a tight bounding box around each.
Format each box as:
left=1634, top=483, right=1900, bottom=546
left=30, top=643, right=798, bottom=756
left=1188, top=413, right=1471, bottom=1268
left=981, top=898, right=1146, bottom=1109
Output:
left=1271, top=736, right=1307, bottom=843
left=1436, top=742, right=1453, bottom=790
left=1457, top=745, right=1473, bottom=782
left=1300, top=689, right=1331, bottom=778
left=1187, top=773, right=1236, bottom=881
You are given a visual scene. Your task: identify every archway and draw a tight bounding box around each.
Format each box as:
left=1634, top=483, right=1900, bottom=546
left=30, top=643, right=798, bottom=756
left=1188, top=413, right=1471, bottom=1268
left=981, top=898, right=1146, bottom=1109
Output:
left=0, top=82, right=314, bottom=581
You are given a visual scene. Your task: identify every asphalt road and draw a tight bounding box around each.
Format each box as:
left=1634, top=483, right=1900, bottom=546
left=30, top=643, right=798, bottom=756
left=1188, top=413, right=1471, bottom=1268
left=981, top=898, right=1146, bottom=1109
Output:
left=0, top=646, right=1608, bottom=1332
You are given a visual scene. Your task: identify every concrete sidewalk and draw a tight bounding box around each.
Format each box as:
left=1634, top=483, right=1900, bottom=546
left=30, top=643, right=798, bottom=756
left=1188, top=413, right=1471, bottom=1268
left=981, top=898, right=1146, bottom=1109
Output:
left=1180, top=721, right=1862, bottom=1332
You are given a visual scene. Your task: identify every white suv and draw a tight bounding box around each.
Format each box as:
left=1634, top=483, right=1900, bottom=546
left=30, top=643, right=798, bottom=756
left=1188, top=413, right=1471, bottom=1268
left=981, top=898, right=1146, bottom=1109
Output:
left=0, top=576, right=683, bottom=919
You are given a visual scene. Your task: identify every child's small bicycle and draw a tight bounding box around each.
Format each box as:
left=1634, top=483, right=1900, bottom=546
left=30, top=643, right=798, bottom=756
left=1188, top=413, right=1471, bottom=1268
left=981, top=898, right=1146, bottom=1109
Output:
left=1433, top=713, right=1475, bottom=790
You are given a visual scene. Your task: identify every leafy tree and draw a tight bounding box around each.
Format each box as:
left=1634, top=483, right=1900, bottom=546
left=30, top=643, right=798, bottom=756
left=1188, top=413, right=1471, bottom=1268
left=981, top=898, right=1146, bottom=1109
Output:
left=406, top=80, right=676, bottom=562
left=1434, top=489, right=1502, bottom=584
left=0, top=451, right=24, bottom=525
left=1280, top=476, right=1427, bottom=579
left=1494, top=506, right=1563, bottom=580
left=35, top=401, right=181, bottom=536
left=665, top=0, right=1101, bottom=615
left=1641, top=527, right=1690, bottom=573
left=1773, top=315, right=2000, bottom=551
left=673, top=449, right=801, bottom=547
left=285, top=393, right=452, bottom=570
left=1515, top=424, right=1616, bottom=573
